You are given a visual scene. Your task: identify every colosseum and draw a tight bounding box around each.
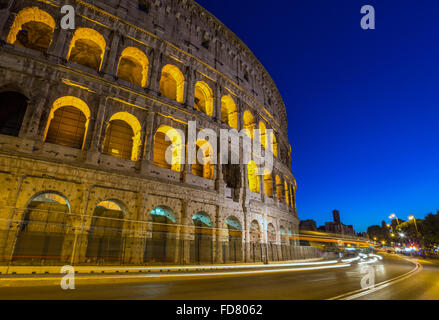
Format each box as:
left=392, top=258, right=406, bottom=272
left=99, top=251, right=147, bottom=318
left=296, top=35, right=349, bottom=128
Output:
left=0, top=0, right=315, bottom=267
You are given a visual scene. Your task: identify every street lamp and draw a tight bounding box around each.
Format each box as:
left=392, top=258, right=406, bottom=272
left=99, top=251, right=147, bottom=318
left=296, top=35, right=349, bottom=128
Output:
left=389, top=213, right=400, bottom=226
left=409, top=215, right=419, bottom=234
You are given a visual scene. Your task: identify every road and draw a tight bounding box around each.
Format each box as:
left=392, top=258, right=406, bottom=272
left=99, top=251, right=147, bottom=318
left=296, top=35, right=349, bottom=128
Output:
left=0, top=253, right=436, bottom=300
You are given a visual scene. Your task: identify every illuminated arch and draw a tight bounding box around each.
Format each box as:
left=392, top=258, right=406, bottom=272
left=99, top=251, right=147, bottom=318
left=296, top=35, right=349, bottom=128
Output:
left=290, top=182, right=294, bottom=208
left=284, top=181, right=290, bottom=205
left=192, top=139, right=215, bottom=180
left=221, top=95, right=238, bottom=129
left=192, top=212, right=213, bottom=228
left=271, top=132, right=278, bottom=157
left=117, top=47, right=149, bottom=87
left=267, top=223, right=276, bottom=242
left=44, top=96, right=90, bottom=149
left=160, top=64, right=185, bottom=103
left=259, top=121, right=267, bottom=148
left=153, top=125, right=183, bottom=172
left=7, top=7, right=55, bottom=52
left=194, top=81, right=213, bottom=116
left=264, top=169, right=273, bottom=198
left=250, top=220, right=261, bottom=241
left=280, top=226, right=288, bottom=244
left=275, top=175, right=283, bottom=201
left=13, top=191, right=70, bottom=263
left=247, top=160, right=260, bottom=193
left=86, top=200, right=125, bottom=262
left=67, top=28, right=106, bottom=71
left=145, top=206, right=177, bottom=263
left=243, top=110, right=255, bottom=139
left=102, top=112, right=142, bottom=161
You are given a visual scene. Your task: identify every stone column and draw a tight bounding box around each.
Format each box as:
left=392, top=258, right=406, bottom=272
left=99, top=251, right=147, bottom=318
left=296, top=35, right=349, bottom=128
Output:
left=0, top=2, right=13, bottom=38
left=86, top=96, right=107, bottom=164
left=149, top=46, right=163, bottom=94
left=185, top=66, right=195, bottom=110
left=103, top=27, right=121, bottom=78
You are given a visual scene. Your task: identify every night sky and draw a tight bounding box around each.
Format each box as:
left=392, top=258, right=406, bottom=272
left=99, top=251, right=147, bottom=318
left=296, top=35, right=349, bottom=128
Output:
left=195, top=0, right=439, bottom=232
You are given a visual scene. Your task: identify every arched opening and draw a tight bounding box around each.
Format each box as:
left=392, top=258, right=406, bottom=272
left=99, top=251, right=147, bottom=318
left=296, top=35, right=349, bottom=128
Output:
left=12, top=192, right=70, bottom=265
left=144, top=206, right=177, bottom=264
left=264, top=169, right=273, bottom=198
left=243, top=110, right=255, bottom=139
left=275, top=175, right=283, bottom=202
left=102, top=112, right=142, bottom=161
left=117, top=47, right=149, bottom=87
left=153, top=125, right=183, bottom=172
left=160, top=64, right=185, bottom=103
left=280, top=226, right=290, bottom=261
left=250, top=220, right=262, bottom=262
left=267, top=223, right=277, bottom=261
left=259, top=121, right=267, bottom=148
left=220, top=95, right=238, bottom=129
left=191, top=212, right=213, bottom=264
left=194, top=81, right=213, bottom=116
left=223, top=216, right=242, bottom=263
left=0, top=91, right=28, bottom=136
left=86, top=200, right=125, bottom=265
left=271, top=132, right=278, bottom=157
left=248, top=161, right=260, bottom=193
left=44, top=96, right=90, bottom=149
left=7, top=7, right=55, bottom=52
left=67, top=28, right=106, bottom=71
left=284, top=181, right=290, bottom=206
left=192, top=140, right=214, bottom=180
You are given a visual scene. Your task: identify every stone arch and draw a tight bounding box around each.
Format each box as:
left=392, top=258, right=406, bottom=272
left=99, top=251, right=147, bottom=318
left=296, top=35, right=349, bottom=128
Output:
left=284, top=180, right=290, bottom=205
left=12, top=191, right=71, bottom=264
left=223, top=216, right=243, bottom=263
left=67, top=28, right=106, bottom=71
left=220, top=95, right=238, bottom=129
left=275, top=175, right=283, bottom=202
left=0, top=90, right=28, bottom=137
left=192, top=139, right=215, bottom=180
left=250, top=219, right=263, bottom=262
left=160, top=64, right=185, bottom=103
left=44, top=96, right=91, bottom=150
left=247, top=160, right=260, bottom=193
left=264, top=169, right=273, bottom=198
left=117, top=47, right=149, bottom=87
left=259, top=121, right=267, bottom=149
left=243, top=110, right=255, bottom=139
left=7, top=7, right=55, bottom=52
left=250, top=220, right=261, bottom=242
left=271, top=132, right=278, bottom=157
left=194, top=81, right=213, bottom=116
left=102, top=112, right=142, bottom=161
left=86, top=199, right=126, bottom=264
left=267, top=223, right=276, bottom=242
left=144, top=206, right=178, bottom=264
left=153, top=125, right=184, bottom=172
left=191, top=212, right=213, bottom=264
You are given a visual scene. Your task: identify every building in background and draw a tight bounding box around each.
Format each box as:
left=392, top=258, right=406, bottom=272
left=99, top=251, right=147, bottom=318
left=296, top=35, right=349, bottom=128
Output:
left=0, top=0, right=320, bottom=267
left=318, top=210, right=356, bottom=236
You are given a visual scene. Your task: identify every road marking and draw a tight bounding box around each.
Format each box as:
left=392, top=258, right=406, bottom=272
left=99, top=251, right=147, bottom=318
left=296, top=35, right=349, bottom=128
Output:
left=327, top=258, right=422, bottom=300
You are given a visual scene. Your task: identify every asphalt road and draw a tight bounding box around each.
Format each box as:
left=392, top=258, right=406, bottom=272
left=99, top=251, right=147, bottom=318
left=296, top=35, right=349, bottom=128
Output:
left=0, top=253, right=435, bottom=300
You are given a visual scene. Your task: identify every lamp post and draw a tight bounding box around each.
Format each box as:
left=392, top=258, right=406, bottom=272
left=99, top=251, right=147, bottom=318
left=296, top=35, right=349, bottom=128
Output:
left=408, top=215, right=419, bottom=234
left=389, top=213, right=400, bottom=226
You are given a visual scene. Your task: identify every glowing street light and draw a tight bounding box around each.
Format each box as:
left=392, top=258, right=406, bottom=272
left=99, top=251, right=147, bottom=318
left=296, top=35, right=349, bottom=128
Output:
left=389, top=213, right=400, bottom=225
left=409, top=214, right=419, bottom=234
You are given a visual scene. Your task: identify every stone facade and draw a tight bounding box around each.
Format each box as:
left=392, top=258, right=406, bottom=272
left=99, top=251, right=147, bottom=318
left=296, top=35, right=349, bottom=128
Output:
left=0, top=0, right=303, bottom=266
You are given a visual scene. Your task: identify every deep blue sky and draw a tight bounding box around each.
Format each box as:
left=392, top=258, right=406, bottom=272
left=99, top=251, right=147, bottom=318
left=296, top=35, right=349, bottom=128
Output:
left=196, top=0, right=439, bottom=232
